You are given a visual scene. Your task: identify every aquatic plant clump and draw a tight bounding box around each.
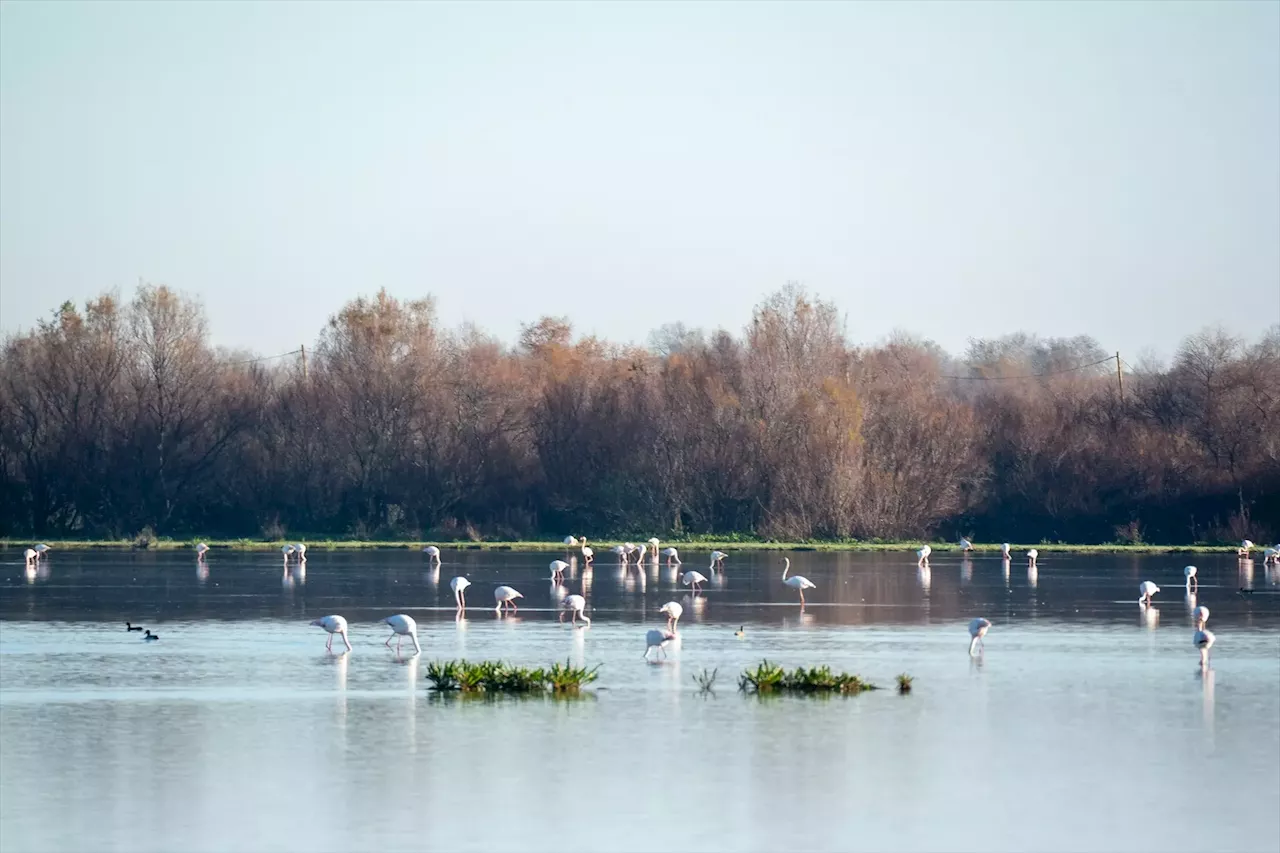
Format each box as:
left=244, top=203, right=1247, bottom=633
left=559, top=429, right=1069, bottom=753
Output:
left=426, top=659, right=600, bottom=694
left=738, top=660, right=880, bottom=695
left=896, top=673, right=914, bottom=694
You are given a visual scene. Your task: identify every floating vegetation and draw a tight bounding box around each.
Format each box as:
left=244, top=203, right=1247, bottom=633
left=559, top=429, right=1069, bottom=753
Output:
left=738, top=660, right=879, bottom=695
left=896, top=673, right=914, bottom=694
left=693, top=667, right=719, bottom=693
left=426, top=659, right=599, bottom=694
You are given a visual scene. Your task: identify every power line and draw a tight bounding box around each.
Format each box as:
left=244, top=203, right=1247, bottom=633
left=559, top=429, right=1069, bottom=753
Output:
left=941, top=355, right=1117, bottom=381
left=227, top=348, right=302, bottom=367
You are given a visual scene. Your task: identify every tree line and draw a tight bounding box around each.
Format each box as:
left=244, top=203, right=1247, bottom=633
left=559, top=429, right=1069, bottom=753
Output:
left=2, top=284, right=1276, bottom=545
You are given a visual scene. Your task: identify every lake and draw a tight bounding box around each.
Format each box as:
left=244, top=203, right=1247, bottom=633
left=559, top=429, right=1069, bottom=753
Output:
left=2, top=548, right=1278, bottom=853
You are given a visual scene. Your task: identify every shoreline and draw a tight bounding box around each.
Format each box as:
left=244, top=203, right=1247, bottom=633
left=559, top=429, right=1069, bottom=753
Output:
left=0, top=538, right=1240, bottom=555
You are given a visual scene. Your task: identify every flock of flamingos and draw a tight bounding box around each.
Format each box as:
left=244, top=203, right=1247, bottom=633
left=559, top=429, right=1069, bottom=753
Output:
left=20, top=536, right=1280, bottom=669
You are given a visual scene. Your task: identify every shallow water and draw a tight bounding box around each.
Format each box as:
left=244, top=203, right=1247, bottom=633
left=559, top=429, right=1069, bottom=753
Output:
left=2, top=548, right=1278, bottom=853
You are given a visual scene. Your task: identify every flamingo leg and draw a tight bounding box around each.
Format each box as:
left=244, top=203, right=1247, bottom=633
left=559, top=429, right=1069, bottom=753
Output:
left=326, top=634, right=333, bottom=651
left=385, top=634, right=394, bottom=647
left=342, top=633, right=351, bottom=652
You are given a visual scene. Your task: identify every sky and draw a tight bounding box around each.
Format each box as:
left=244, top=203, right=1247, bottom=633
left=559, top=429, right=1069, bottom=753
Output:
left=1, top=0, right=1277, bottom=361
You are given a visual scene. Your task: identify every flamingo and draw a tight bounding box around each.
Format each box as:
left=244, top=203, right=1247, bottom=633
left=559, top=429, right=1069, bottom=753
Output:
left=383, top=614, right=421, bottom=655
left=494, top=586, right=523, bottom=613
left=311, top=615, right=352, bottom=652
left=293, top=543, right=307, bottom=561
left=560, top=594, right=591, bottom=627
left=564, top=536, right=579, bottom=547
left=968, top=618, right=991, bottom=656
left=959, top=538, right=973, bottom=552
left=1238, top=540, right=1254, bottom=557
left=916, top=545, right=931, bottom=567
left=1263, top=546, right=1278, bottom=565
left=1184, top=565, right=1198, bottom=592
left=782, top=558, right=816, bottom=604
left=661, top=547, right=681, bottom=565
left=143, top=630, right=159, bottom=642
left=1139, top=581, right=1160, bottom=605
left=646, top=537, right=661, bottom=558
left=23, top=548, right=36, bottom=566
left=195, top=543, right=209, bottom=561
left=1027, top=548, right=1039, bottom=567
left=611, top=545, right=628, bottom=561
left=659, top=601, right=683, bottom=632
left=450, top=576, right=471, bottom=609
left=281, top=544, right=295, bottom=563
left=1192, top=605, right=1209, bottom=631
left=423, top=545, right=441, bottom=565
left=1194, top=628, right=1215, bottom=669
left=549, top=560, right=569, bottom=581
left=581, top=544, right=594, bottom=564
left=644, top=628, right=676, bottom=660
left=1000, top=543, right=1011, bottom=559
left=33, top=543, right=49, bottom=560
left=709, top=550, right=728, bottom=570
left=681, top=570, right=708, bottom=592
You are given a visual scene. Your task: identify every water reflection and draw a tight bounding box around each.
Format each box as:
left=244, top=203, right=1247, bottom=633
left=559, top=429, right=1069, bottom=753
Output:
left=917, top=565, right=932, bottom=594
left=1028, top=565, right=1039, bottom=588
left=1141, top=605, right=1160, bottom=630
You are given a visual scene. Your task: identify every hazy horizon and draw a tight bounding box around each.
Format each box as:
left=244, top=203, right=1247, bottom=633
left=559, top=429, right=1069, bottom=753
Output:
left=2, top=1, right=1278, bottom=360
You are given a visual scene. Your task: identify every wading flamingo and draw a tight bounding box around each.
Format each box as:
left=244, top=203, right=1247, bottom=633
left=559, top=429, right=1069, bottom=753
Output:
left=1192, top=605, right=1209, bottom=631
left=33, top=544, right=49, bottom=560
left=709, top=550, right=728, bottom=570
left=281, top=544, right=295, bottom=563
left=560, top=594, right=591, bottom=626
left=916, top=545, right=931, bottom=567
left=681, top=570, right=709, bottom=592
left=423, top=545, right=441, bottom=565
left=968, top=618, right=991, bottom=656
left=23, top=548, right=36, bottom=566
left=1027, top=549, right=1039, bottom=567
left=1139, top=581, right=1160, bottom=606
left=959, top=538, right=973, bottom=552
left=1238, top=540, right=1254, bottom=557
left=196, top=543, right=209, bottom=561
left=662, top=547, right=681, bottom=566
left=549, top=560, right=569, bottom=581
left=782, top=558, right=815, bottom=605
left=383, top=614, right=421, bottom=655
left=581, top=543, right=594, bottom=564
left=311, top=615, right=352, bottom=652
left=450, top=576, right=471, bottom=608
left=1001, top=543, right=1011, bottom=559
left=1184, top=565, right=1198, bottom=592
left=644, top=628, right=676, bottom=660
left=494, top=586, right=523, bottom=613
left=293, top=543, right=306, bottom=561
left=659, top=601, right=683, bottom=632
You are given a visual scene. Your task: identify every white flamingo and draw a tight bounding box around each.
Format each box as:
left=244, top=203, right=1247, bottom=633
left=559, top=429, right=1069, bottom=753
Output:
left=661, top=547, right=681, bottom=565
left=916, top=545, right=931, bottom=567
left=1263, top=546, right=1278, bottom=565
left=423, top=545, right=441, bottom=565
left=644, top=628, right=676, bottom=660
left=647, top=538, right=661, bottom=558
left=23, top=548, right=37, bottom=566
left=1192, top=605, right=1209, bottom=630
left=33, top=543, right=49, bottom=560
left=560, top=594, right=591, bottom=626
left=450, top=576, right=471, bottom=608
left=1184, top=565, right=1198, bottom=592
left=1139, top=581, right=1160, bottom=605
left=709, top=550, right=728, bottom=570
left=781, top=558, right=815, bottom=604
left=968, top=617, right=991, bottom=656
left=383, top=614, right=421, bottom=654
left=549, top=560, right=569, bottom=581
left=281, top=544, right=295, bottom=562
left=494, top=585, right=523, bottom=613
left=581, top=544, right=594, bottom=564
left=659, top=601, right=683, bottom=632
left=564, top=536, right=579, bottom=547
left=959, top=538, right=973, bottom=552
left=1027, top=548, right=1038, bottom=567
left=611, top=545, right=628, bottom=560
left=310, top=615, right=352, bottom=652
left=293, top=543, right=307, bottom=561
left=1194, top=628, right=1216, bottom=669
left=195, top=543, right=209, bottom=561
left=681, top=570, right=709, bottom=592
left=1238, top=539, right=1254, bottom=557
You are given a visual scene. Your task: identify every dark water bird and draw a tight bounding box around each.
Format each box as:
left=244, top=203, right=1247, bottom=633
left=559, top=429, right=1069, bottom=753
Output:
left=126, top=622, right=143, bottom=632
left=735, top=626, right=745, bottom=639
left=143, top=630, right=159, bottom=641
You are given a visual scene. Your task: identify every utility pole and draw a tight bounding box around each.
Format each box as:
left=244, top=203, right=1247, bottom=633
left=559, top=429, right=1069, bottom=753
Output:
left=1115, top=351, right=1123, bottom=401
left=300, top=345, right=307, bottom=380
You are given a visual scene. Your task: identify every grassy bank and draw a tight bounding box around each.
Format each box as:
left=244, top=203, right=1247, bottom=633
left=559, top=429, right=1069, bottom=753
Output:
left=0, top=537, right=1240, bottom=554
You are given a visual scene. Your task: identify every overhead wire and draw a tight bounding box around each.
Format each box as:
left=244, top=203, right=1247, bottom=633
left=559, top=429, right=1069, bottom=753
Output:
left=940, top=355, right=1118, bottom=381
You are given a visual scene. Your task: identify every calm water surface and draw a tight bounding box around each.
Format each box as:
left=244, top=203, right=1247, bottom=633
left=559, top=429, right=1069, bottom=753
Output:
left=2, top=548, right=1279, bottom=853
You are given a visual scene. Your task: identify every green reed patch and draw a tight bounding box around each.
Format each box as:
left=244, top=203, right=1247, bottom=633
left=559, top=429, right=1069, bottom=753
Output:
left=426, top=659, right=599, bottom=694
left=896, top=673, right=914, bottom=694
left=738, top=660, right=880, bottom=695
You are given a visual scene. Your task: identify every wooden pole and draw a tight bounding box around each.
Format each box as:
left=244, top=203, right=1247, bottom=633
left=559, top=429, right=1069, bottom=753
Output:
left=300, top=345, right=307, bottom=380
left=1115, top=351, right=1123, bottom=401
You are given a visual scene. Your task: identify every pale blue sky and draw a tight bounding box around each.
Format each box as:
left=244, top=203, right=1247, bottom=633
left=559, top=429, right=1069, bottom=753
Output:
left=1, top=0, right=1277, bottom=359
